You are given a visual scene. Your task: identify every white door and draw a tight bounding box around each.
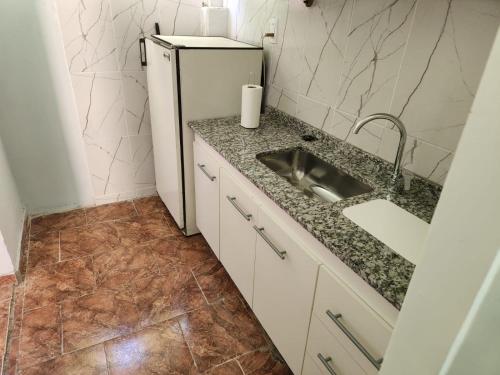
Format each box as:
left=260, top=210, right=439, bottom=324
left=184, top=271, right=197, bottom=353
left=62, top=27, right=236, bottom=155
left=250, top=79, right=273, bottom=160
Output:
left=193, top=140, right=220, bottom=257
left=145, top=40, right=184, bottom=228
left=219, top=168, right=257, bottom=305
left=253, top=206, right=320, bottom=374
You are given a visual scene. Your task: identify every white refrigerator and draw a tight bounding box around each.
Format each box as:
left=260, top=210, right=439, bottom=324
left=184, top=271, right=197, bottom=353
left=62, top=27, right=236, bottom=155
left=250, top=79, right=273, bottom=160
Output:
left=145, top=36, right=262, bottom=235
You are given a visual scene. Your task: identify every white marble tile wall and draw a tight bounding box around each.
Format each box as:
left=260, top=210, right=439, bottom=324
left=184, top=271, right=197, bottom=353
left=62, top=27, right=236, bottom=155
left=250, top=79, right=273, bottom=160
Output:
left=228, top=0, right=500, bottom=185
left=55, top=0, right=202, bottom=203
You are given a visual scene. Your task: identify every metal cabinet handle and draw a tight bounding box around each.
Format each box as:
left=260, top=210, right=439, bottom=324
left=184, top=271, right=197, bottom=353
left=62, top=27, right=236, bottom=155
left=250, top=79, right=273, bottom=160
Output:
left=226, top=196, right=252, bottom=221
left=317, top=354, right=337, bottom=375
left=163, top=51, right=170, bottom=60
left=253, top=226, right=286, bottom=260
left=326, top=310, right=383, bottom=370
left=197, top=163, right=216, bottom=181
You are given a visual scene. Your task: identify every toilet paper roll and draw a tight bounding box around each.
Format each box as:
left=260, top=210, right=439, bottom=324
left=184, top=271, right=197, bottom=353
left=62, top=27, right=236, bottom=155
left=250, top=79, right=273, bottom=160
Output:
left=200, top=7, right=228, bottom=37
left=241, top=85, right=263, bottom=129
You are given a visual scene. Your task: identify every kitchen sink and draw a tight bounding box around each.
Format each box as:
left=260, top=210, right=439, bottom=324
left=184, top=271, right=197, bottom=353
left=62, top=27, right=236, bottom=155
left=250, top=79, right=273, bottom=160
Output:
left=256, top=147, right=373, bottom=203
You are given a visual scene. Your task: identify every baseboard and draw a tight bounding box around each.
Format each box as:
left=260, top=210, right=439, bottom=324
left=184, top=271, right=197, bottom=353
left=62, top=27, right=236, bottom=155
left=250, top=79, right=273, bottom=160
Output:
left=13, top=209, right=28, bottom=273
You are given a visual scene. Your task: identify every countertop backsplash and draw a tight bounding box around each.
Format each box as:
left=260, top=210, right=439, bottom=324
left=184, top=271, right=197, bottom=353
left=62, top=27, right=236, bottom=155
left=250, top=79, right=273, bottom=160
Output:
left=226, top=0, right=500, bottom=186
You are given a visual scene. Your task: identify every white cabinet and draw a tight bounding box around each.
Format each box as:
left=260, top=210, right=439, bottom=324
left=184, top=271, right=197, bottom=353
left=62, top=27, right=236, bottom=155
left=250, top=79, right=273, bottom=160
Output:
left=193, top=140, right=220, bottom=257
left=192, top=137, right=398, bottom=375
left=219, top=168, right=258, bottom=305
left=253, top=206, right=320, bottom=375
left=312, top=267, right=392, bottom=374
left=304, top=316, right=370, bottom=375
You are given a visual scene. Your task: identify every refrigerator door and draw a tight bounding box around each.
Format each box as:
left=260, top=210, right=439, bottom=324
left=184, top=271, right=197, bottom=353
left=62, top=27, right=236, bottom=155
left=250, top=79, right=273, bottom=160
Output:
left=145, top=40, right=184, bottom=229
left=177, top=48, right=262, bottom=236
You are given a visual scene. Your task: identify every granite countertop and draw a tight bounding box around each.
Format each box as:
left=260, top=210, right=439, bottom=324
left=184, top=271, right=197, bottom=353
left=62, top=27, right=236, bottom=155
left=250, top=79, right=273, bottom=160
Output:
left=189, top=108, right=441, bottom=310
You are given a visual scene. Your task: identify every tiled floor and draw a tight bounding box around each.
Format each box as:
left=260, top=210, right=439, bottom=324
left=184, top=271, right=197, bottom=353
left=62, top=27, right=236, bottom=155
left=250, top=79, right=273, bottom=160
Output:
left=0, top=275, right=16, bottom=372
left=4, top=196, right=292, bottom=374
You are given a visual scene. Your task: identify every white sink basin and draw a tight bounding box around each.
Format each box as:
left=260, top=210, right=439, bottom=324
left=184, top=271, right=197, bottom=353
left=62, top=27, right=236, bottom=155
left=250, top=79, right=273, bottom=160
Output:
left=342, top=199, right=429, bottom=265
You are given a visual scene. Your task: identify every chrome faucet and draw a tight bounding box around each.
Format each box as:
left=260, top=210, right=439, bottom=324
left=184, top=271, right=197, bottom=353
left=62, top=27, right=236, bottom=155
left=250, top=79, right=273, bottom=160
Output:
left=353, top=113, right=407, bottom=185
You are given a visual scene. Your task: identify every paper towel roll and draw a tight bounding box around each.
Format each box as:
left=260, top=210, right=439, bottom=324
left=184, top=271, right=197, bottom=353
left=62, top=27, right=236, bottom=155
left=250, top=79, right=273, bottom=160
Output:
left=208, top=0, right=223, bottom=6
left=241, top=85, right=263, bottom=129
left=200, top=7, right=228, bottom=37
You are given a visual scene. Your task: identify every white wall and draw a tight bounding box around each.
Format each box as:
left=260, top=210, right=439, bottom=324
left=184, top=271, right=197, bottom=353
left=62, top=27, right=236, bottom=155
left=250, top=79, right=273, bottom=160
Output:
left=0, top=0, right=94, bottom=214
left=381, top=27, right=500, bottom=374
left=53, top=0, right=202, bottom=204
left=227, top=0, right=500, bottom=185
left=0, top=139, right=25, bottom=274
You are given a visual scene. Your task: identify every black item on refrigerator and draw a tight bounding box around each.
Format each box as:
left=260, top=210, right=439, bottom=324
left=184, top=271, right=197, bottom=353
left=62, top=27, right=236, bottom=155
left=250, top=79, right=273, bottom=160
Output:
left=140, top=23, right=161, bottom=67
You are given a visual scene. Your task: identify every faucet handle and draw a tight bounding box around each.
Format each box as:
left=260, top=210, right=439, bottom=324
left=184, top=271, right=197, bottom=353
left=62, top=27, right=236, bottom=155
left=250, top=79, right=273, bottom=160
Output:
left=389, top=171, right=412, bottom=193
left=403, top=172, right=413, bottom=191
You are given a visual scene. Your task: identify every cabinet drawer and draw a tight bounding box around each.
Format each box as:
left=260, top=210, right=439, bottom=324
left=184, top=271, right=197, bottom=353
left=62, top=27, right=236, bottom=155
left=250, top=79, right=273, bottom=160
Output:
left=313, top=267, right=392, bottom=372
left=194, top=140, right=220, bottom=257
left=219, top=168, right=258, bottom=305
left=302, top=353, right=326, bottom=375
left=305, top=316, right=370, bottom=375
left=253, top=206, right=319, bottom=374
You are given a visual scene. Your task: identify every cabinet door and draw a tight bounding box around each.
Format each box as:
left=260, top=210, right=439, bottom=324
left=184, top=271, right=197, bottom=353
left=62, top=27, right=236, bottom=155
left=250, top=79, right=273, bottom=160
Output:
left=219, top=168, right=258, bottom=305
left=193, top=141, right=220, bottom=257
left=305, top=316, right=369, bottom=375
left=253, top=206, right=320, bottom=375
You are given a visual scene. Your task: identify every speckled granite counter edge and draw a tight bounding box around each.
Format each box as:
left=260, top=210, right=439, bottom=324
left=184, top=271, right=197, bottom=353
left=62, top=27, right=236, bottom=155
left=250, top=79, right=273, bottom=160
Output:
left=189, top=108, right=441, bottom=309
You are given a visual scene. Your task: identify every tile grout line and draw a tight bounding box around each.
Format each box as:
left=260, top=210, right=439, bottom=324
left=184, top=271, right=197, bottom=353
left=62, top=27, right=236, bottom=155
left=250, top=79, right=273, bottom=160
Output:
left=58, top=230, right=62, bottom=263
left=190, top=270, right=210, bottom=306
left=175, top=320, right=199, bottom=372
left=59, top=304, right=64, bottom=356
left=102, top=340, right=112, bottom=375
left=235, top=358, right=246, bottom=374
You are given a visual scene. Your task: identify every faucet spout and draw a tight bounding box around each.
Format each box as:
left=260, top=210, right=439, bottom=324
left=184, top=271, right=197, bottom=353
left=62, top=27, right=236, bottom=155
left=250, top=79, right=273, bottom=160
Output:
left=353, top=113, right=407, bottom=182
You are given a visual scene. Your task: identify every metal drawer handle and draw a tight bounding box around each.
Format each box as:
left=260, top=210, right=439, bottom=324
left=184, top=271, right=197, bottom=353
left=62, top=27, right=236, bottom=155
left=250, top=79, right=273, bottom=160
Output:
left=197, top=163, right=216, bottom=181
left=163, top=52, right=170, bottom=60
left=253, top=226, right=286, bottom=260
left=226, top=196, right=252, bottom=221
left=326, top=310, right=383, bottom=370
left=317, top=354, right=337, bottom=375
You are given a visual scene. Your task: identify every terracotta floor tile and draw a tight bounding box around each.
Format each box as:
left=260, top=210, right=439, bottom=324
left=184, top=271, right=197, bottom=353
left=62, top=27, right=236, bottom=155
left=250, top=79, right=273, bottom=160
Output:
left=85, top=201, right=137, bottom=225
left=192, top=259, right=241, bottom=304
left=108, top=213, right=173, bottom=246
left=10, top=205, right=293, bottom=374
left=18, top=304, right=61, bottom=369
left=130, top=268, right=206, bottom=327
left=0, top=300, right=10, bottom=355
left=20, top=344, right=108, bottom=375
left=164, top=212, right=184, bottom=236
left=238, top=349, right=292, bottom=375
left=24, top=257, right=96, bottom=311
left=6, top=336, right=20, bottom=375
left=92, top=244, right=159, bottom=291
left=62, top=289, right=140, bottom=352
left=0, top=277, right=14, bottom=302
left=179, top=297, right=268, bottom=371
left=108, top=219, right=150, bottom=246
left=133, top=196, right=168, bottom=216
left=104, top=321, right=197, bottom=375
left=11, top=285, right=25, bottom=338
left=137, top=212, right=174, bottom=241
left=207, top=360, right=244, bottom=374
left=150, top=235, right=216, bottom=273
left=27, top=231, right=60, bottom=269
left=60, top=223, right=121, bottom=261
left=30, top=210, right=86, bottom=235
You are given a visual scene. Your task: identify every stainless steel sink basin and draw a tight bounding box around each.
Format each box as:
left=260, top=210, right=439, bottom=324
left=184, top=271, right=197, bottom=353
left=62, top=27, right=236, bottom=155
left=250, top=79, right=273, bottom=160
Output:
left=256, top=147, right=373, bottom=203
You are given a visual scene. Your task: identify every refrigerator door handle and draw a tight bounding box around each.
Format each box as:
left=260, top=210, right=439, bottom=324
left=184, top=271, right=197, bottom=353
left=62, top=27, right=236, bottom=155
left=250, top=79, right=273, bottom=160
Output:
left=139, top=38, right=147, bottom=67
